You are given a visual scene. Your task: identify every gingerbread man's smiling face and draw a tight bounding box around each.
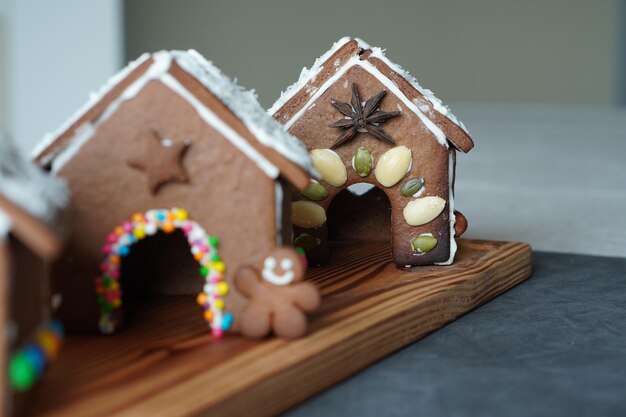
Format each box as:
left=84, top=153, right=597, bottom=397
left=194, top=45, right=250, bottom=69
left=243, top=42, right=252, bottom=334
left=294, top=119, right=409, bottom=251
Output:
left=261, top=247, right=305, bottom=286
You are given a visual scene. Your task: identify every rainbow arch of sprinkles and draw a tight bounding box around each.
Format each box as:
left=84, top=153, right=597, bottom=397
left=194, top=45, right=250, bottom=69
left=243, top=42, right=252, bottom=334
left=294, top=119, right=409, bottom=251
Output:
left=94, top=208, right=233, bottom=338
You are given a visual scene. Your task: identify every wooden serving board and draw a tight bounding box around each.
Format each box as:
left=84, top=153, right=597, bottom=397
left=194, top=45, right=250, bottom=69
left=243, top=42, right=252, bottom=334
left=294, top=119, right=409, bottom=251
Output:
left=26, top=239, right=531, bottom=417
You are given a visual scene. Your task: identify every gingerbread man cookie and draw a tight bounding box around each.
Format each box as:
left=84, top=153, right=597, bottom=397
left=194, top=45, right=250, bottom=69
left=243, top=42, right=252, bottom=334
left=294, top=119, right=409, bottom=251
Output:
left=234, top=247, right=320, bottom=339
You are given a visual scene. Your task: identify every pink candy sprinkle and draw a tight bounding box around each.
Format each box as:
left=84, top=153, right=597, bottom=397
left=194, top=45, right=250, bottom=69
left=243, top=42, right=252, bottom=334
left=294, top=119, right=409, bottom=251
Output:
left=109, top=269, right=120, bottom=278
left=209, top=276, right=220, bottom=284
left=122, top=222, right=133, bottom=233
left=182, top=223, right=193, bottom=234
left=107, top=233, right=119, bottom=243
left=102, top=244, right=112, bottom=255
left=212, top=328, right=223, bottom=338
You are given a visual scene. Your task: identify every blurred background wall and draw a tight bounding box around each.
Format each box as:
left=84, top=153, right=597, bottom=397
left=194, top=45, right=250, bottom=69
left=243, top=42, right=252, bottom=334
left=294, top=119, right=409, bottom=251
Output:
left=125, top=0, right=623, bottom=109
left=0, top=0, right=624, bottom=151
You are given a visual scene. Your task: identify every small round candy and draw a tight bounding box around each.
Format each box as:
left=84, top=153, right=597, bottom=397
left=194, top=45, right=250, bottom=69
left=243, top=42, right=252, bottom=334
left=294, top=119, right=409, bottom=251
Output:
left=204, top=310, right=214, bottom=322
left=221, top=312, right=233, bottom=330
left=132, top=213, right=145, bottom=223
left=23, top=345, right=46, bottom=375
left=133, top=227, right=146, bottom=240
left=37, top=331, right=61, bottom=359
left=209, top=236, right=219, bottom=248
left=48, top=320, right=65, bottom=338
left=216, top=282, right=229, bottom=296
left=212, top=261, right=226, bottom=273
left=211, top=328, right=223, bottom=338
left=117, top=246, right=130, bottom=257
left=162, top=222, right=175, bottom=234
left=214, top=299, right=224, bottom=310
left=199, top=266, right=209, bottom=277
left=175, top=208, right=189, bottom=220
left=196, top=292, right=208, bottom=305
left=194, top=252, right=204, bottom=262
left=110, top=255, right=121, bottom=265
left=9, top=352, right=36, bottom=391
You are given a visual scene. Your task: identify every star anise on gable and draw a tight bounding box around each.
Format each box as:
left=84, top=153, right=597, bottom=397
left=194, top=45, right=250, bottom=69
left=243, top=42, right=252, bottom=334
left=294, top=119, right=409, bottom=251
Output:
left=329, top=83, right=401, bottom=149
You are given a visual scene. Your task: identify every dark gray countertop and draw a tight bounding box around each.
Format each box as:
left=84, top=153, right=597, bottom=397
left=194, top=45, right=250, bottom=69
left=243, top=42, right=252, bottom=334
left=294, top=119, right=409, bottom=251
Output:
left=287, top=252, right=626, bottom=417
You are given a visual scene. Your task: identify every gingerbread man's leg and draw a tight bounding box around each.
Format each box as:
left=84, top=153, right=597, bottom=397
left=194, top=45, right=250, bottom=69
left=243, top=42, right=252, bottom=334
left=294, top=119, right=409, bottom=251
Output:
left=240, top=303, right=272, bottom=339
left=272, top=305, right=309, bottom=339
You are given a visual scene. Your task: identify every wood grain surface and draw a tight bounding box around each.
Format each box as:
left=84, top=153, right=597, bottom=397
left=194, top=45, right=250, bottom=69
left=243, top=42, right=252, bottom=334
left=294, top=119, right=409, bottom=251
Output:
left=25, top=239, right=531, bottom=417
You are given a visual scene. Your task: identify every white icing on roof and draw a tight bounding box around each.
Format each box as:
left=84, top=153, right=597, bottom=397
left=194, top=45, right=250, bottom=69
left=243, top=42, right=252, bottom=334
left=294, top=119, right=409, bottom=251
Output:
left=281, top=56, right=449, bottom=148
left=269, top=37, right=469, bottom=136
left=34, top=50, right=315, bottom=177
left=0, top=134, right=68, bottom=225
left=33, top=53, right=152, bottom=163
left=268, top=37, right=352, bottom=115
left=173, top=50, right=315, bottom=176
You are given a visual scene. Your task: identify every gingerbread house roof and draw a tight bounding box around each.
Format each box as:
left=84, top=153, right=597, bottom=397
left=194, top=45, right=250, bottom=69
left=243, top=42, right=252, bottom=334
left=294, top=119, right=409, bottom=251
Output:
left=0, top=133, right=68, bottom=257
left=33, top=50, right=316, bottom=189
left=269, top=37, right=474, bottom=153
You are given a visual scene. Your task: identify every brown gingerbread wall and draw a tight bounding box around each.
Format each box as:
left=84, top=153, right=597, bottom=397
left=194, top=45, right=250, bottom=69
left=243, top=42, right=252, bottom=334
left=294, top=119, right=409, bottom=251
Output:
left=287, top=65, right=451, bottom=265
left=53, top=80, right=279, bottom=332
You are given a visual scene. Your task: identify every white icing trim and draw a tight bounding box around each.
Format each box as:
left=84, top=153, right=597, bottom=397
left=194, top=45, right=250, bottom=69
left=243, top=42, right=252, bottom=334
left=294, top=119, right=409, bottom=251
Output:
left=175, top=50, right=315, bottom=176
left=49, top=52, right=281, bottom=179
left=274, top=181, right=283, bottom=244
left=269, top=37, right=468, bottom=136
left=281, top=56, right=448, bottom=148
left=435, top=150, right=457, bottom=265
left=33, top=53, right=152, bottom=164
left=159, top=73, right=280, bottom=178
left=0, top=209, right=11, bottom=237
left=268, top=37, right=352, bottom=115
left=34, top=50, right=315, bottom=178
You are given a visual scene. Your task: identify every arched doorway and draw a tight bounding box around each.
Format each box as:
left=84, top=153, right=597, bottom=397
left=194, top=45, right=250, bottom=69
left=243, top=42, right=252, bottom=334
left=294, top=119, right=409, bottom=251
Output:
left=327, top=183, right=392, bottom=243
left=94, top=208, right=232, bottom=338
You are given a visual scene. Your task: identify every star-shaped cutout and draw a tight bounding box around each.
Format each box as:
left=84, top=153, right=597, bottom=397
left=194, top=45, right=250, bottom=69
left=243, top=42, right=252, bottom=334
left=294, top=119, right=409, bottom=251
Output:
left=329, top=83, right=401, bottom=149
left=127, top=130, right=191, bottom=195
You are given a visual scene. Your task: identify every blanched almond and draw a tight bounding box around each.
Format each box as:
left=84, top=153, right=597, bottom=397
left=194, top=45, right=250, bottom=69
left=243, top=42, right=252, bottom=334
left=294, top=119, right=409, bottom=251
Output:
left=403, top=196, right=446, bottom=226
left=292, top=201, right=326, bottom=229
left=375, top=146, right=412, bottom=187
left=310, top=149, right=347, bottom=187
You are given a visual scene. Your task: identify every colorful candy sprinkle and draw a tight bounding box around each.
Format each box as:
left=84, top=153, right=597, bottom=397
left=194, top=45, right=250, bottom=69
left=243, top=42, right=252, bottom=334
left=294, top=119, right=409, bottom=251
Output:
left=95, top=208, right=231, bottom=338
left=9, top=321, right=64, bottom=392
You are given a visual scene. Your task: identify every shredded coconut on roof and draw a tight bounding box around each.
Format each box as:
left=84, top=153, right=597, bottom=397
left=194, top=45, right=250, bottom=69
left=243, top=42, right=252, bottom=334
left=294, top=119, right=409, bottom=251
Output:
left=269, top=37, right=468, bottom=135
left=1, top=134, right=68, bottom=225
left=33, top=50, right=315, bottom=177
left=173, top=50, right=315, bottom=175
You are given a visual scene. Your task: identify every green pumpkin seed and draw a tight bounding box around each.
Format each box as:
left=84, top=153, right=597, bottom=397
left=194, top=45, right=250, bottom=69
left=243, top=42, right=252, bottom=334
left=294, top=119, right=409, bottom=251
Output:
left=294, top=234, right=321, bottom=251
left=302, top=181, right=328, bottom=201
left=353, top=147, right=373, bottom=177
left=410, top=234, right=437, bottom=254
left=400, top=178, right=424, bottom=197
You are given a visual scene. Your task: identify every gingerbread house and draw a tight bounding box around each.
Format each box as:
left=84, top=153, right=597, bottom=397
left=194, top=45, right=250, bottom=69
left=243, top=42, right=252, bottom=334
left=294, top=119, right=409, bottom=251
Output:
left=270, top=37, right=474, bottom=266
left=0, top=135, right=67, bottom=416
left=33, top=50, right=320, bottom=339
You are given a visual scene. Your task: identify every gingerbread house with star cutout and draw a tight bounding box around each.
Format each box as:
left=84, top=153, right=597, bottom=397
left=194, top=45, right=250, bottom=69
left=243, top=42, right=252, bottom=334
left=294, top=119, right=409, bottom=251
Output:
left=33, top=50, right=320, bottom=339
left=270, top=37, right=474, bottom=267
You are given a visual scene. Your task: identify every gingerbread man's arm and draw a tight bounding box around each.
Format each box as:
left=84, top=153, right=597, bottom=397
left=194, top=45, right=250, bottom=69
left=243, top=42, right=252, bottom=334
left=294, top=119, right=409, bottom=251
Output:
left=289, top=282, right=321, bottom=312
left=234, top=265, right=261, bottom=298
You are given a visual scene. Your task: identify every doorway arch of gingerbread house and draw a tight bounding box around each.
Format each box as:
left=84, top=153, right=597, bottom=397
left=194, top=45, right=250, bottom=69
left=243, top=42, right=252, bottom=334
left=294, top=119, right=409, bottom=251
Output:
left=94, top=207, right=232, bottom=338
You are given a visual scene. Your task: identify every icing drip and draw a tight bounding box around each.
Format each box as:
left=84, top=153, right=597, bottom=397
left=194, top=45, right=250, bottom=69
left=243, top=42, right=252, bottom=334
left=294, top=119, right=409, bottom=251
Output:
left=435, top=150, right=457, bottom=265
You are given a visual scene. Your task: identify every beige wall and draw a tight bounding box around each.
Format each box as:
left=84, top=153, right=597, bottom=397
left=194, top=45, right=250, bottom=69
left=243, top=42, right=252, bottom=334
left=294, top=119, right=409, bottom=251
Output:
left=125, top=0, right=620, bottom=108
